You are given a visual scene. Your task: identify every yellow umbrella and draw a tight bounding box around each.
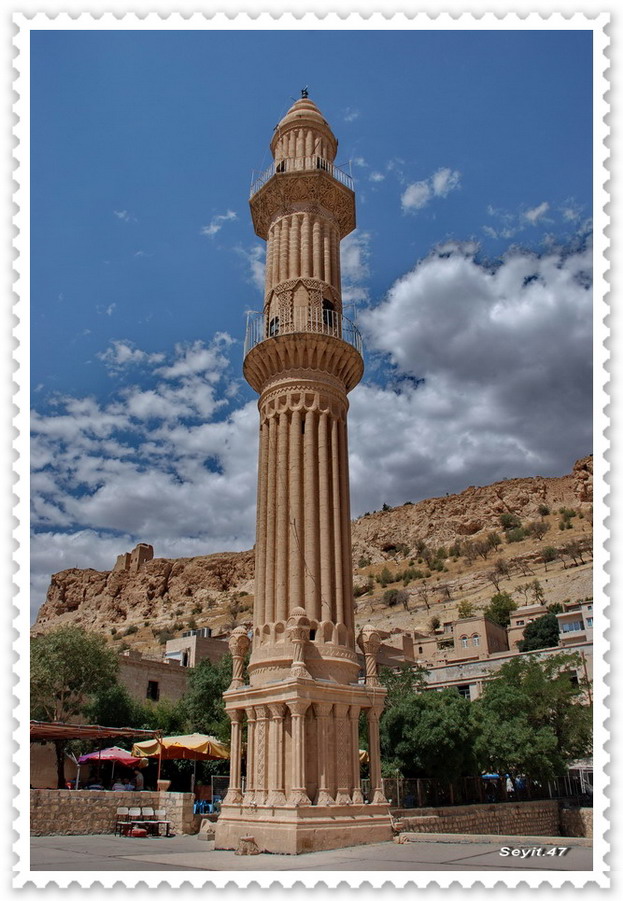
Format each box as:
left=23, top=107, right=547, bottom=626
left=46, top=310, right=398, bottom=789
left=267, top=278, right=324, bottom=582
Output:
left=359, top=749, right=370, bottom=764
left=131, top=733, right=229, bottom=791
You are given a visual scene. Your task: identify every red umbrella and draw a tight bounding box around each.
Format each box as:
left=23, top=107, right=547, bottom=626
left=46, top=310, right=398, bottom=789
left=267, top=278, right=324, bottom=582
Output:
left=77, top=746, right=147, bottom=767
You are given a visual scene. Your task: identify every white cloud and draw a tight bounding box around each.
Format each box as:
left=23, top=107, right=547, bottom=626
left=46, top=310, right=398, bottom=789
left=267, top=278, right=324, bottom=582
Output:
left=200, top=209, right=238, bottom=238
left=98, top=340, right=165, bottom=372
left=401, top=167, right=461, bottom=213
left=343, top=107, right=360, bottom=123
left=352, top=157, right=367, bottom=168
left=524, top=202, right=550, bottom=225
left=401, top=180, right=431, bottom=212
left=235, top=244, right=265, bottom=293
left=113, top=210, right=136, bottom=223
left=369, top=172, right=385, bottom=183
left=355, top=241, right=592, bottom=510
left=431, top=167, right=461, bottom=197
left=340, top=231, right=371, bottom=305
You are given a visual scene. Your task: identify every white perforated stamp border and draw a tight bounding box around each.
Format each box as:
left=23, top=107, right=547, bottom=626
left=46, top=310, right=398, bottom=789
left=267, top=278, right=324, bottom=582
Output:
left=11, top=8, right=610, bottom=890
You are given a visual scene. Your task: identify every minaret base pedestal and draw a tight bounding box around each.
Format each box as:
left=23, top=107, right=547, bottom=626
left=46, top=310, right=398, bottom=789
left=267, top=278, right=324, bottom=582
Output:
left=215, top=804, right=392, bottom=855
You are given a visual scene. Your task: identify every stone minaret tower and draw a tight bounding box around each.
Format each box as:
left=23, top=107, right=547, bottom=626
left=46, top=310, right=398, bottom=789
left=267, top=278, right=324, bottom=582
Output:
left=215, top=93, right=391, bottom=855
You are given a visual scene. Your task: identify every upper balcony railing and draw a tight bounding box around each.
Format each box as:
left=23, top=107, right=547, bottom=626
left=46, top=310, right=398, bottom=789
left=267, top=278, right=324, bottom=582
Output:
left=244, top=307, right=363, bottom=358
left=250, top=156, right=354, bottom=199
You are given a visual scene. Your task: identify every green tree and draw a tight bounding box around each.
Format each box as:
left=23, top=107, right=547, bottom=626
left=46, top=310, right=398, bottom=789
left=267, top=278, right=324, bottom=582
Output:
left=380, top=687, right=478, bottom=781
left=500, top=513, right=522, bottom=531
left=541, top=546, right=557, bottom=571
left=30, top=626, right=120, bottom=787
left=83, top=682, right=144, bottom=730
left=472, top=654, right=592, bottom=783
left=484, top=592, right=517, bottom=627
left=517, top=613, right=561, bottom=652
left=457, top=600, right=475, bottom=619
left=179, top=654, right=233, bottom=744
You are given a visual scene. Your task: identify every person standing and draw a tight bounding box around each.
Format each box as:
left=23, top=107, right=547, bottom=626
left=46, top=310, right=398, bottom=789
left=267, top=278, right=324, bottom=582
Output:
left=133, top=768, right=144, bottom=791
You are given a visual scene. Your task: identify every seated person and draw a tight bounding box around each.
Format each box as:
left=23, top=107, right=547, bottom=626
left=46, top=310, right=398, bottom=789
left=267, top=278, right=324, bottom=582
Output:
left=85, top=777, right=104, bottom=790
left=112, top=779, right=126, bottom=791
left=122, top=778, right=135, bottom=791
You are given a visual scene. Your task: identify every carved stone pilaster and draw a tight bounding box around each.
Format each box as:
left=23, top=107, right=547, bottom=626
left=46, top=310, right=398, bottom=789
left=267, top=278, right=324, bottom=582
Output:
left=313, top=702, right=335, bottom=806
left=357, top=625, right=382, bottom=686
left=266, top=703, right=287, bottom=806
left=286, top=699, right=311, bottom=806
left=223, top=709, right=244, bottom=805
left=228, top=626, right=251, bottom=689
left=333, top=703, right=352, bottom=805
left=286, top=607, right=312, bottom=679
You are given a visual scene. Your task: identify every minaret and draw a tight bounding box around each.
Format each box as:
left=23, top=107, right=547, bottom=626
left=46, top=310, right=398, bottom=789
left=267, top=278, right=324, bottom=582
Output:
left=215, top=93, right=392, bottom=855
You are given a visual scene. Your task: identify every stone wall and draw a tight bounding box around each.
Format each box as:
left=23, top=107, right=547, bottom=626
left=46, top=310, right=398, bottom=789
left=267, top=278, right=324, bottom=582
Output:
left=30, top=790, right=199, bottom=836
left=560, top=807, right=593, bottom=838
left=395, top=800, right=560, bottom=836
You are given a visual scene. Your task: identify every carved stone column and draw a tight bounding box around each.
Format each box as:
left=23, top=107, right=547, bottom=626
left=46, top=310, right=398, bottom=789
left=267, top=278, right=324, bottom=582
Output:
left=313, top=702, right=334, bottom=805
left=333, top=703, right=352, bottom=805
left=349, top=705, right=364, bottom=804
left=228, top=626, right=250, bottom=689
left=254, top=705, right=269, bottom=805
left=367, top=707, right=387, bottom=805
left=357, top=625, right=382, bottom=686
left=267, top=702, right=287, bottom=806
left=286, top=699, right=311, bottom=806
left=287, top=607, right=311, bottom=679
left=242, top=707, right=256, bottom=806
left=223, top=709, right=244, bottom=805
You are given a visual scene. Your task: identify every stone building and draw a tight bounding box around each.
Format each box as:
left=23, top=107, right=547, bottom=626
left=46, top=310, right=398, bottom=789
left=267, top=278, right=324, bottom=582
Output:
left=214, top=94, right=392, bottom=854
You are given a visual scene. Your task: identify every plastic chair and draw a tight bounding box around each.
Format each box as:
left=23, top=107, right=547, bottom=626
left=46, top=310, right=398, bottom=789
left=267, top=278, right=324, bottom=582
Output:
left=153, top=809, right=172, bottom=837
left=114, top=807, right=130, bottom=836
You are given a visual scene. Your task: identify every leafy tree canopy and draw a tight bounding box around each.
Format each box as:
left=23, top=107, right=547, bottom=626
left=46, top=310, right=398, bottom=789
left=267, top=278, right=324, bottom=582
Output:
left=472, top=653, right=592, bottom=781
left=484, top=592, right=517, bottom=627
left=31, top=626, right=119, bottom=723
left=380, top=687, right=478, bottom=781
left=517, top=613, right=561, bottom=652
left=179, top=654, right=233, bottom=743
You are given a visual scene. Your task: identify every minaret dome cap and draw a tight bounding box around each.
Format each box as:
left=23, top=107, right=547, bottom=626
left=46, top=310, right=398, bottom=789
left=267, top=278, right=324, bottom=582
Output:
left=270, top=96, right=338, bottom=157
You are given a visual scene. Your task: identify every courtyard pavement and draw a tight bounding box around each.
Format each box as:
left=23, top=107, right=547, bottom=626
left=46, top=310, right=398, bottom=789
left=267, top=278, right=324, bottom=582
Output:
left=30, top=833, right=592, bottom=872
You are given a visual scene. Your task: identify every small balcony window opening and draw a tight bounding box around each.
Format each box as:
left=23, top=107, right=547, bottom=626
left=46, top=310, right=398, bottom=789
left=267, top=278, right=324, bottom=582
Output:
left=322, top=299, right=335, bottom=327
left=268, top=316, right=280, bottom=337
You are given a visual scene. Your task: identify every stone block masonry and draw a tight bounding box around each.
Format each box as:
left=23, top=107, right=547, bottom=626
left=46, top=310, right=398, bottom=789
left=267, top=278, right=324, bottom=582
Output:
left=395, top=800, right=561, bottom=836
left=560, top=807, right=593, bottom=838
left=30, top=790, right=199, bottom=836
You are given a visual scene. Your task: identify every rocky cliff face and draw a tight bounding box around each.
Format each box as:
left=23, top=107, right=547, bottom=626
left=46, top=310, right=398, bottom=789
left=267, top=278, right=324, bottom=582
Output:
left=33, top=456, right=592, bottom=652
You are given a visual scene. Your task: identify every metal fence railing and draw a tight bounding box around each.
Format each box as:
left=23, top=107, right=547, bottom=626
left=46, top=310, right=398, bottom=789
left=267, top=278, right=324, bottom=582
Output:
left=244, top=308, right=363, bottom=358
left=250, top=156, right=353, bottom=198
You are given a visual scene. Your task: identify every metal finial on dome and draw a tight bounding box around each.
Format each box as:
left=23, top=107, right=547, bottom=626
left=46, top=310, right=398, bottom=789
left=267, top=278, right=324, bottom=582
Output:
left=301, top=86, right=309, bottom=99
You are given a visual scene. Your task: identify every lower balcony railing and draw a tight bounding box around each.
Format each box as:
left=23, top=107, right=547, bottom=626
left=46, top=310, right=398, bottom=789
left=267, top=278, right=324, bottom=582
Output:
left=244, top=308, right=363, bottom=358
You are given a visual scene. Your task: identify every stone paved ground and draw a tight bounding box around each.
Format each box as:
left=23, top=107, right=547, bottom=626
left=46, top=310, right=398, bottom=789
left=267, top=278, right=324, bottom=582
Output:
left=30, top=834, right=592, bottom=872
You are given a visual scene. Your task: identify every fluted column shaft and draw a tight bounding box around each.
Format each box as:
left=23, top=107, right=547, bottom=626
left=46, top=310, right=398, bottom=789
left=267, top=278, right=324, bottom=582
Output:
left=318, top=411, right=334, bottom=621
left=303, top=408, right=320, bottom=621
left=350, top=706, right=364, bottom=804
left=254, top=705, right=269, bottom=805
left=275, top=411, right=289, bottom=622
left=367, top=708, right=386, bottom=805
left=287, top=700, right=311, bottom=806
left=224, top=709, right=244, bottom=804
left=333, top=703, right=352, bottom=805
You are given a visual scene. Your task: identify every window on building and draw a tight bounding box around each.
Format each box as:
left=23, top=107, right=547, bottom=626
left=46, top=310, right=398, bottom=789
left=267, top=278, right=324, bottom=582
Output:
left=472, top=634, right=480, bottom=646
left=460, top=636, right=468, bottom=648
left=562, top=621, right=583, bottom=632
left=586, top=617, right=593, bottom=627
left=182, top=651, right=189, bottom=667
left=268, top=316, right=280, bottom=337
left=418, top=646, right=423, bottom=654
left=457, top=684, right=471, bottom=699
left=516, top=619, right=525, bottom=626
left=276, top=160, right=286, bottom=173
left=146, top=681, right=159, bottom=701
left=443, top=622, right=453, bottom=634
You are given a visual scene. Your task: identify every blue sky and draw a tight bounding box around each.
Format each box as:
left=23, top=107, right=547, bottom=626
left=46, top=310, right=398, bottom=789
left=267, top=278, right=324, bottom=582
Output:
left=30, top=28, right=593, bottom=618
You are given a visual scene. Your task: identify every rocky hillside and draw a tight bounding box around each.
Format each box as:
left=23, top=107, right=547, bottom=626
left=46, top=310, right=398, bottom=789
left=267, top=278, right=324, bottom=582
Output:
left=32, top=457, right=593, bottom=655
